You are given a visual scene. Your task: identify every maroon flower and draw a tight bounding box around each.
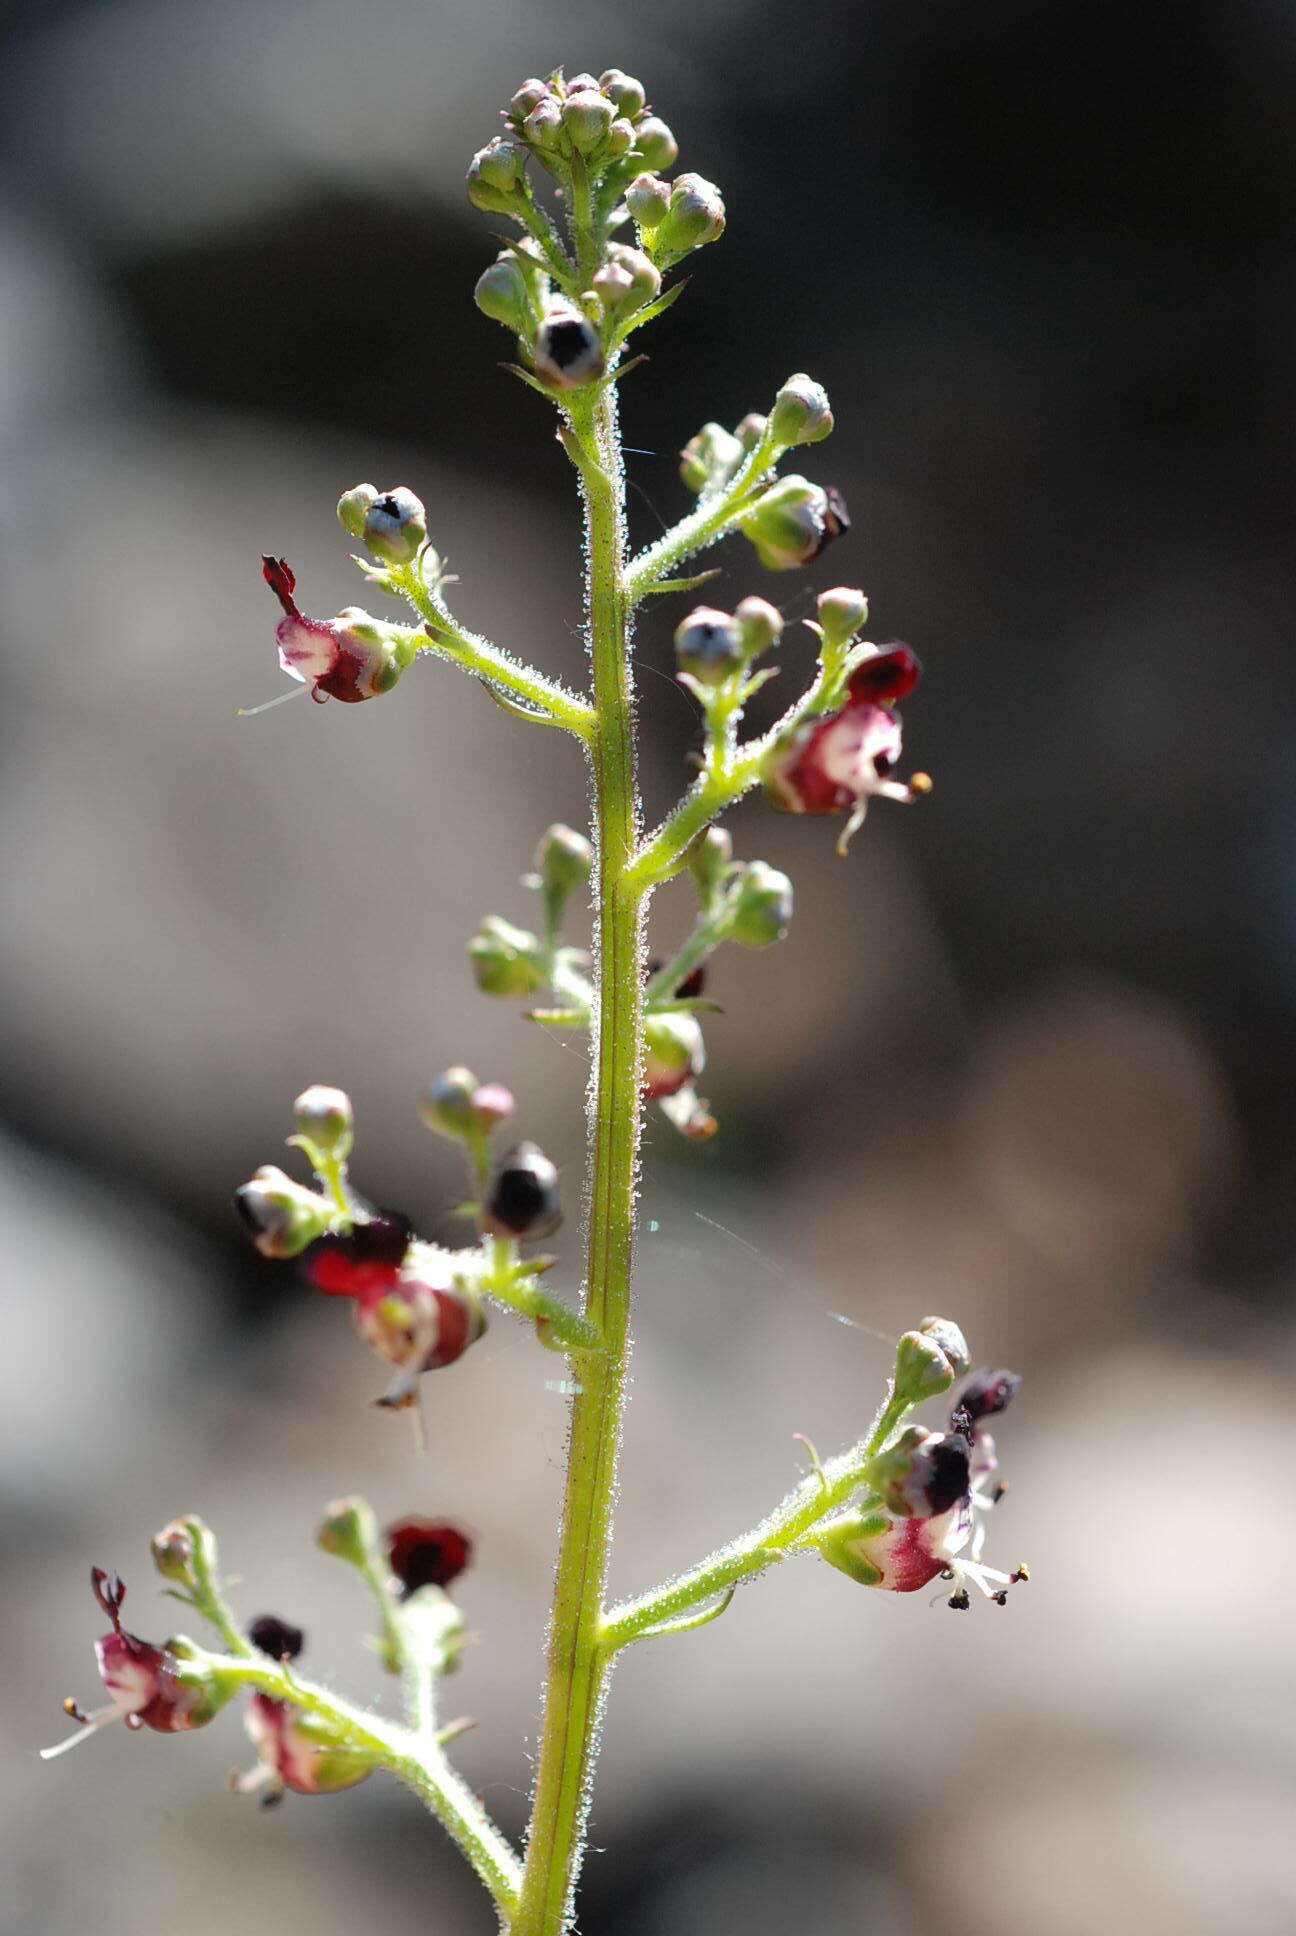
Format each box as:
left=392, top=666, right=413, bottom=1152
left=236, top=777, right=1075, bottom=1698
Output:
left=261, top=556, right=406, bottom=705
left=231, top=1620, right=375, bottom=1803
left=385, top=1518, right=474, bottom=1596
left=300, top=1213, right=413, bottom=1299
left=762, top=647, right=930, bottom=853
left=41, top=1570, right=230, bottom=1761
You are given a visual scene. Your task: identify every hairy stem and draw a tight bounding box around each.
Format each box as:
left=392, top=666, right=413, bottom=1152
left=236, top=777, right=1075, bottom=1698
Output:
left=513, top=378, right=643, bottom=1936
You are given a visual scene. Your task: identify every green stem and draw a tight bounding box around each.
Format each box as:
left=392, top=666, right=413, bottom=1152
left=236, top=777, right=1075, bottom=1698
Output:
left=197, top=1650, right=521, bottom=1915
left=397, top=568, right=595, bottom=738
left=602, top=1387, right=911, bottom=1649
left=645, top=902, right=731, bottom=1003
left=624, top=426, right=790, bottom=603
left=513, top=378, right=644, bottom=1936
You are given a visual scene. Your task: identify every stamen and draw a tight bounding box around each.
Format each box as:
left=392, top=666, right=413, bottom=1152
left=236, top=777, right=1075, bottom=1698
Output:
left=1011, top=1563, right=1030, bottom=1584
left=948, top=1589, right=971, bottom=1611
left=237, top=684, right=309, bottom=718
left=63, top=1698, right=87, bottom=1722
left=40, top=1706, right=119, bottom=1759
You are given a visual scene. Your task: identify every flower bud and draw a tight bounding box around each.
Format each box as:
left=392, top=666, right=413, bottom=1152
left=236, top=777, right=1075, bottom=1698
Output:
left=336, top=482, right=379, bottom=540
left=919, top=1316, right=971, bottom=1380
left=600, top=69, right=646, bottom=117
left=385, top=1517, right=473, bottom=1597
left=471, top=1083, right=515, bottom=1131
left=894, top=1327, right=959, bottom=1403
left=643, top=1011, right=705, bottom=1098
left=679, top=420, right=743, bottom=494
left=626, top=171, right=672, bottom=229
left=674, top=605, right=744, bottom=686
left=733, top=595, right=783, bottom=656
left=737, top=476, right=849, bottom=572
left=816, top=586, right=868, bottom=646
left=532, top=304, right=604, bottom=390
left=654, top=173, right=725, bottom=258
left=149, top=1520, right=197, bottom=1587
left=593, top=261, right=635, bottom=312
left=685, top=825, right=733, bottom=901
left=729, top=861, right=793, bottom=948
left=509, top=78, right=551, bottom=122
left=769, top=373, right=834, bottom=447
left=474, top=255, right=532, bottom=332
left=595, top=243, right=661, bottom=317
left=869, top=1427, right=971, bottom=1518
left=317, top=1495, right=380, bottom=1569
left=468, top=915, right=547, bottom=997
left=292, top=1085, right=354, bottom=1160
left=420, top=1066, right=481, bottom=1138
left=466, top=136, right=528, bottom=213
left=561, top=89, right=614, bottom=153
left=608, top=118, right=638, bottom=159
left=633, top=116, right=679, bottom=171
left=564, top=73, right=600, bottom=95
left=523, top=96, right=565, bottom=152
left=536, top=821, right=593, bottom=894
left=233, top=1165, right=331, bottom=1259
left=360, top=488, right=427, bottom=568
left=735, top=412, right=768, bottom=451
left=482, top=1141, right=562, bottom=1240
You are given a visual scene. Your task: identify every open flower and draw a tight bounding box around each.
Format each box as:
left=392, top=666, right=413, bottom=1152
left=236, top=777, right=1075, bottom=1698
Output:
left=302, top=1218, right=486, bottom=1409
left=41, top=1570, right=232, bottom=1761
left=385, top=1518, right=474, bottom=1596
left=818, top=1366, right=1027, bottom=1609
left=763, top=646, right=930, bottom=853
left=260, top=556, right=409, bottom=705
left=231, top=1620, right=375, bottom=1804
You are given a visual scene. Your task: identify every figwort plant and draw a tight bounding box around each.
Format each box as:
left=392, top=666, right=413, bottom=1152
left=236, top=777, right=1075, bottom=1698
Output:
left=45, top=66, right=1026, bottom=1935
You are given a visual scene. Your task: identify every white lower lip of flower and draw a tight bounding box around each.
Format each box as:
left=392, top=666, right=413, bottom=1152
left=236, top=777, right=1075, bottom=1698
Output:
left=816, top=710, right=903, bottom=794
left=276, top=617, right=335, bottom=682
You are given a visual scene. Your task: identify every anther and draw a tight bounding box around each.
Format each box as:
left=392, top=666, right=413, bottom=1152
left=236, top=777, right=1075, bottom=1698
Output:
left=63, top=1698, right=87, bottom=1722
left=1010, top=1563, right=1031, bottom=1584
left=948, top=1589, right=971, bottom=1611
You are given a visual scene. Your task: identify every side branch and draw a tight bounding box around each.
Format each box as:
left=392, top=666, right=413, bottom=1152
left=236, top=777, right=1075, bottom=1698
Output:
left=623, top=423, right=791, bottom=603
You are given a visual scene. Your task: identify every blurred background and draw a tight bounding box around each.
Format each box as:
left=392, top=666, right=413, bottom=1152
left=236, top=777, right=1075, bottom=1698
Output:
left=2, top=1, right=1294, bottom=1931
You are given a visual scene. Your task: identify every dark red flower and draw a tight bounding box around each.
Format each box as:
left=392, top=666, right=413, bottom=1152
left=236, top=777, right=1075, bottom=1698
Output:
left=385, top=1518, right=474, bottom=1596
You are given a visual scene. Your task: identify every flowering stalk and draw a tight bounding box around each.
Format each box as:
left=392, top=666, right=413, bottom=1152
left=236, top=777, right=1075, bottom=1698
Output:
left=49, top=62, right=1027, bottom=1936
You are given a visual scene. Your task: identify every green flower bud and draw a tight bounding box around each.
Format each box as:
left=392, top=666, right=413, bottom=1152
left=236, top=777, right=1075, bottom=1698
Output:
left=918, top=1315, right=971, bottom=1379
left=317, top=1495, right=381, bottom=1570
left=533, top=304, right=604, bottom=390
left=626, top=172, right=672, bottom=230
left=337, top=483, right=379, bottom=540
left=509, top=78, right=551, bottom=122
left=561, top=89, right=614, bottom=153
left=564, top=72, right=600, bottom=94
left=674, top=605, right=744, bottom=686
left=894, top=1327, right=959, bottom=1403
left=737, top=475, right=849, bottom=572
left=536, top=822, right=593, bottom=894
left=594, top=244, right=660, bottom=318
left=474, top=254, right=531, bottom=332
left=523, top=96, right=565, bottom=153
left=600, top=69, right=646, bottom=117
left=685, top=825, right=733, bottom=901
left=769, top=373, right=834, bottom=447
left=606, top=117, right=637, bottom=159
left=233, top=1165, right=331, bottom=1259
left=654, top=173, right=725, bottom=259
left=150, top=1519, right=198, bottom=1587
left=420, top=1066, right=480, bottom=1138
left=466, top=137, right=528, bottom=213
left=361, top=487, right=428, bottom=567
left=734, top=412, right=768, bottom=451
left=729, top=861, right=793, bottom=948
left=468, top=916, right=547, bottom=997
left=634, top=116, right=679, bottom=172
left=292, top=1085, right=354, bottom=1160
left=816, top=586, right=868, bottom=646
left=733, top=595, right=784, bottom=656
left=679, top=421, right=743, bottom=494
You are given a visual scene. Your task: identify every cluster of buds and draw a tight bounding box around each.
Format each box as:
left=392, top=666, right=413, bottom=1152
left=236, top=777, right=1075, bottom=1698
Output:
left=259, top=557, right=415, bottom=707
left=818, top=1325, right=1028, bottom=1609
left=763, top=638, right=931, bottom=854
left=672, top=596, right=782, bottom=691
left=499, top=69, right=677, bottom=181
left=41, top=1570, right=233, bottom=1762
